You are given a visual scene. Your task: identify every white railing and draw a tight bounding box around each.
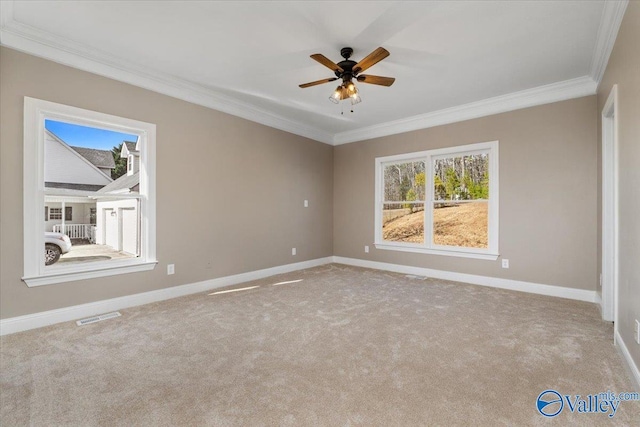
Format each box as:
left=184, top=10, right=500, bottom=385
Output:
left=53, top=224, right=97, bottom=243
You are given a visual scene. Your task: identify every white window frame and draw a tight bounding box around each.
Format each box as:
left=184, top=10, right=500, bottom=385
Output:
left=49, top=207, right=62, bottom=220
left=23, top=97, right=157, bottom=286
left=374, top=141, right=499, bottom=260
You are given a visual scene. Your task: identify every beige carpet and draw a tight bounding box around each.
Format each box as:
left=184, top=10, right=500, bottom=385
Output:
left=1, top=264, right=638, bottom=426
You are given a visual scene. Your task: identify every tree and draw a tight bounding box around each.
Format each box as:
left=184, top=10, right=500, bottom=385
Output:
left=434, top=175, right=446, bottom=200
left=111, top=143, right=127, bottom=179
left=445, top=168, right=460, bottom=200
left=415, top=172, right=425, bottom=199
left=399, top=176, right=411, bottom=201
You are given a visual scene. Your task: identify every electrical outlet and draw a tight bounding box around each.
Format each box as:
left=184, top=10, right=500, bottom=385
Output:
left=167, top=264, right=175, bottom=275
left=292, top=248, right=296, bottom=256
left=599, top=274, right=602, bottom=287
left=304, top=200, right=309, bottom=207
left=501, top=259, right=509, bottom=269
left=364, top=245, right=369, bottom=253
left=635, top=319, right=640, bottom=345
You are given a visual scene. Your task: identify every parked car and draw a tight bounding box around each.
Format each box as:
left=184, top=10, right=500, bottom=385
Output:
left=45, top=232, right=72, bottom=265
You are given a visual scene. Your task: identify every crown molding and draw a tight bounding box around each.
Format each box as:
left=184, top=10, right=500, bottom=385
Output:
left=589, top=0, right=628, bottom=85
left=0, top=2, right=334, bottom=145
left=0, top=1, right=614, bottom=147
left=332, top=76, right=597, bottom=145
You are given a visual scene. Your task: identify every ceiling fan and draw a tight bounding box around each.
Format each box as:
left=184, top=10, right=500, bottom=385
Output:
left=299, top=47, right=395, bottom=105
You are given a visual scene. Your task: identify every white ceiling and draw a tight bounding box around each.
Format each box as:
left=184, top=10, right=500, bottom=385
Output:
left=0, top=1, right=627, bottom=144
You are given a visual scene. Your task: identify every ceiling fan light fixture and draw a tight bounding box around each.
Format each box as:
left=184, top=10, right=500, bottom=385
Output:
left=346, top=81, right=356, bottom=92
left=329, top=85, right=342, bottom=104
left=305, top=47, right=394, bottom=107
left=344, top=81, right=358, bottom=98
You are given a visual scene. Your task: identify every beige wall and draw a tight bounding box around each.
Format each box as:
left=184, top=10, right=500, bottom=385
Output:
left=334, top=96, right=598, bottom=291
left=0, top=47, right=333, bottom=319
left=597, top=2, right=640, bottom=374
left=0, top=43, right=614, bottom=326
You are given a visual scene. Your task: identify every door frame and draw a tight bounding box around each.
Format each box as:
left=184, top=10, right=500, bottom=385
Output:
left=601, top=84, right=618, bottom=331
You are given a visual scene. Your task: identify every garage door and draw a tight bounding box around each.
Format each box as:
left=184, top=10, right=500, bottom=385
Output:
left=104, top=209, right=118, bottom=249
left=121, top=208, right=138, bottom=256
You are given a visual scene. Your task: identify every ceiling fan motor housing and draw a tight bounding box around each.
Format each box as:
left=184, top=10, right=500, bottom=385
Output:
left=340, top=47, right=354, bottom=59
left=299, top=46, right=394, bottom=91
left=336, top=47, right=357, bottom=80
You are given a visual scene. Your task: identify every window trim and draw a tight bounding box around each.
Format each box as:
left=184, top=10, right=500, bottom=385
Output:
left=49, top=207, right=62, bottom=220
left=374, top=141, right=499, bottom=260
left=23, top=97, right=157, bottom=286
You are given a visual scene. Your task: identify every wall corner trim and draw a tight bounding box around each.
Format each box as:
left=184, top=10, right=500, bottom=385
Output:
left=590, top=0, right=629, bottom=85
left=0, top=256, right=333, bottom=336
left=332, top=76, right=597, bottom=145
left=0, top=1, right=334, bottom=145
left=1, top=0, right=604, bottom=146
left=332, top=256, right=598, bottom=303
left=615, top=330, right=640, bottom=392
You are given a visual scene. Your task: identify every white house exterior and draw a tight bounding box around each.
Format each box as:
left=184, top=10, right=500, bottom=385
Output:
left=121, top=141, right=140, bottom=177
left=44, top=130, right=115, bottom=238
left=95, top=141, right=140, bottom=256
left=45, top=130, right=113, bottom=189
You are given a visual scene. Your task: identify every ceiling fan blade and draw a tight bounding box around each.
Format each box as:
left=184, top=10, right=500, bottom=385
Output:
left=353, top=47, right=390, bottom=73
left=299, top=77, right=338, bottom=88
left=310, top=54, right=344, bottom=73
left=356, top=75, right=396, bottom=86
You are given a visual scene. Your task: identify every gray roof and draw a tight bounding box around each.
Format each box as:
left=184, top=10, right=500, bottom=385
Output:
left=124, top=141, right=138, bottom=153
left=45, top=182, right=106, bottom=192
left=98, top=172, right=139, bottom=193
left=71, top=146, right=116, bottom=169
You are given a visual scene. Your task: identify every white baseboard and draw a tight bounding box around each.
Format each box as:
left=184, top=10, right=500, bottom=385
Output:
left=332, top=256, right=598, bottom=303
left=0, top=255, right=601, bottom=336
left=594, top=292, right=603, bottom=316
left=615, top=330, right=640, bottom=392
left=0, top=256, right=333, bottom=336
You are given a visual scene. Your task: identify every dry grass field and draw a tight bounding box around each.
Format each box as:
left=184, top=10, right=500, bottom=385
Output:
left=383, top=203, right=488, bottom=248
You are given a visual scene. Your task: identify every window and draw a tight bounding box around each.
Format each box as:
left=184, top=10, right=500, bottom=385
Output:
left=375, top=141, right=498, bottom=260
left=49, top=208, right=62, bottom=220
left=23, top=97, right=157, bottom=286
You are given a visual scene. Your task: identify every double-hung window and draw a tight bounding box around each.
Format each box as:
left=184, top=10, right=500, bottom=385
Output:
left=49, top=208, right=62, bottom=220
left=23, top=97, right=157, bottom=286
left=375, top=141, right=499, bottom=260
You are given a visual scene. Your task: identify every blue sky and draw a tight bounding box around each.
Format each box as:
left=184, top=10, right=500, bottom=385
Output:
left=45, top=120, right=137, bottom=151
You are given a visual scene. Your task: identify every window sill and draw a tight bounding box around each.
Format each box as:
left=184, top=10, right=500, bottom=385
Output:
left=374, top=243, right=499, bottom=260
left=23, top=260, right=158, bottom=287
